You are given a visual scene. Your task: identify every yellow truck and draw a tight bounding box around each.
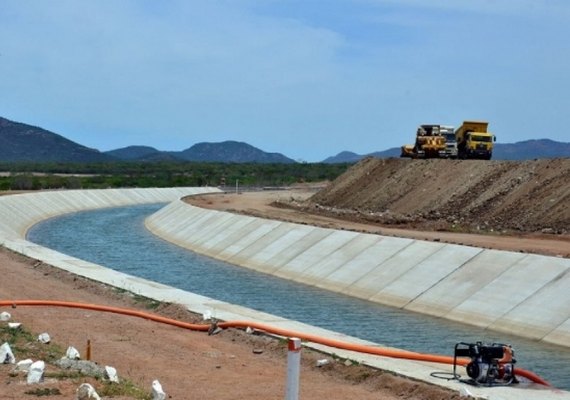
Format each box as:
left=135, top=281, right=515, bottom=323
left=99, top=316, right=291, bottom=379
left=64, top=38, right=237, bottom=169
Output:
left=455, top=121, right=496, bottom=160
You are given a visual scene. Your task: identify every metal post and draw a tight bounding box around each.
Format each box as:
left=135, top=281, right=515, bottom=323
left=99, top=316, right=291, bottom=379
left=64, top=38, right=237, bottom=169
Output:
left=236, top=179, right=239, bottom=194
left=285, top=337, right=301, bottom=400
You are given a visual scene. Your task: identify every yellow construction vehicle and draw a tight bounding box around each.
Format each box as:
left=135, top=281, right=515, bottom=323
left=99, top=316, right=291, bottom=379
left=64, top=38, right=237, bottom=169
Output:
left=400, top=124, right=447, bottom=158
left=400, top=144, right=415, bottom=158
left=455, top=121, right=496, bottom=160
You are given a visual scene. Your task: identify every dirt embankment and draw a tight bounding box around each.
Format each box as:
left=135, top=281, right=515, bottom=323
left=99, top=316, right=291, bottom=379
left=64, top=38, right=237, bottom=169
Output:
left=299, top=157, right=569, bottom=235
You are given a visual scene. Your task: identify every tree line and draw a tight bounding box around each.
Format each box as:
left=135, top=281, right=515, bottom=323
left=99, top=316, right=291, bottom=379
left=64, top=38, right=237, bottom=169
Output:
left=0, top=161, right=352, bottom=191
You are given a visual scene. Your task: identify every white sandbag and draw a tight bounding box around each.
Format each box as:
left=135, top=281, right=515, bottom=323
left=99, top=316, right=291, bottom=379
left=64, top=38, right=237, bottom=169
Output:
left=316, top=359, right=330, bottom=367
left=15, top=358, right=33, bottom=372
left=66, top=346, right=81, bottom=360
left=152, top=379, right=166, bottom=400
left=76, top=383, right=101, bottom=400
left=0, top=342, right=15, bottom=364
left=27, top=360, right=45, bottom=384
left=105, top=365, right=119, bottom=383
left=38, top=333, right=51, bottom=344
left=0, top=311, right=11, bottom=321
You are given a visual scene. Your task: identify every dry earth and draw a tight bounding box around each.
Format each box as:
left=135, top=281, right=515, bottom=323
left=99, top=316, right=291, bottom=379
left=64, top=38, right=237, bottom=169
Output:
left=308, top=157, right=569, bottom=235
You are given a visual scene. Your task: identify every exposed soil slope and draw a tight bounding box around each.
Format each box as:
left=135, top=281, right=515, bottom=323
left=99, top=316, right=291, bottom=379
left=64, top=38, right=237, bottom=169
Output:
left=307, top=157, right=569, bottom=234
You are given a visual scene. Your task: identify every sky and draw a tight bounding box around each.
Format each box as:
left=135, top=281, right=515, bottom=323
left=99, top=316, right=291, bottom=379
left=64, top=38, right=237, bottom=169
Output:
left=1, top=0, right=569, bottom=162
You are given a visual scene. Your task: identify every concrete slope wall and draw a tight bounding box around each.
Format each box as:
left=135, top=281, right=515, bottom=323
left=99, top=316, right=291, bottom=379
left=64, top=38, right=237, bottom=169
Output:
left=0, top=187, right=221, bottom=241
left=145, top=199, right=570, bottom=347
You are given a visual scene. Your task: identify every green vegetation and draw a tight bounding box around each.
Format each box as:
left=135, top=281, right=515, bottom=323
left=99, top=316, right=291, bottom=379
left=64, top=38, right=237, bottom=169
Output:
left=97, top=379, right=152, bottom=399
left=24, top=387, right=62, bottom=396
left=1, top=325, right=63, bottom=363
left=0, top=161, right=351, bottom=190
left=131, top=293, right=163, bottom=310
left=1, top=325, right=151, bottom=399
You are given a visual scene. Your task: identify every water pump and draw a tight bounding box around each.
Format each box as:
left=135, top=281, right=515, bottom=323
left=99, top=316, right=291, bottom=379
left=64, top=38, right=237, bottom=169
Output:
left=453, top=342, right=517, bottom=386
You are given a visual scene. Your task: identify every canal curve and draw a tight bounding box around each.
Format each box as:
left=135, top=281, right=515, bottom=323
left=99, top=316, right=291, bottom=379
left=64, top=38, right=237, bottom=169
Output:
left=26, top=203, right=570, bottom=390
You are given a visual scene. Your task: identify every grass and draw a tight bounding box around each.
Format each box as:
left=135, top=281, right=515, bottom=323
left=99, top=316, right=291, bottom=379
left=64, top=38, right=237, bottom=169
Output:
left=112, top=286, right=162, bottom=310
left=1, top=325, right=63, bottom=363
left=24, top=388, right=62, bottom=396
left=1, top=325, right=152, bottom=399
left=131, top=293, right=162, bottom=310
left=98, top=379, right=152, bottom=399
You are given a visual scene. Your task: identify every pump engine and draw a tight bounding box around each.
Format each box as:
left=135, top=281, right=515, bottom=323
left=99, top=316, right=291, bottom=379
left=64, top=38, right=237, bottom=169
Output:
left=454, top=342, right=517, bottom=386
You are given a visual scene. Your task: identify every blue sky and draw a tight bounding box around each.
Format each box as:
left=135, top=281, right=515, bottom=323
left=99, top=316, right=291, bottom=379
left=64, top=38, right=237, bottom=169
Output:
left=1, top=0, right=568, bottom=162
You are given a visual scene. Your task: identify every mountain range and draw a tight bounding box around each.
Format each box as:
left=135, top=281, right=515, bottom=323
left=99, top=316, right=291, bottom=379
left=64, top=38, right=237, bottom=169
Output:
left=0, top=116, right=294, bottom=164
left=321, top=139, right=570, bottom=163
left=0, top=117, right=114, bottom=163
left=1, top=116, right=569, bottom=163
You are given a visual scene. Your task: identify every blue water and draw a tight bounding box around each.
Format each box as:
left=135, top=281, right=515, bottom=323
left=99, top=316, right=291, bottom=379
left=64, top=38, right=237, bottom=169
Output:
left=27, top=204, right=570, bottom=389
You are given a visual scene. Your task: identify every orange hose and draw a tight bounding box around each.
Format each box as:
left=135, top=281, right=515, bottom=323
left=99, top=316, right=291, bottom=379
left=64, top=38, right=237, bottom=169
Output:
left=0, top=300, right=550, bottom=386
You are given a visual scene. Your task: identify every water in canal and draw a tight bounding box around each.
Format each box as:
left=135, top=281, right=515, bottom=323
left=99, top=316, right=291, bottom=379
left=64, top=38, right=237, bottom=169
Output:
left=27, top=203, right=570, bottom=389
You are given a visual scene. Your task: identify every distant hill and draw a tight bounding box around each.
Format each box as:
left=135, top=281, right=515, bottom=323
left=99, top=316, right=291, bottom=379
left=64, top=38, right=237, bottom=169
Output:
left=368, top=148, right=401, bottom=159
left=0, top=116, right=294, bottom=164
left=177, top=141, right=295, bottom=163
left=104, top=145, right=162, bottom=161
left=107, top=141, right=295, bottom=163
left=322, top=151, right=363, bottom=164
left=322, top=147, right=400, bottom=163
left=493, top=139, right=570, bottom=160
left=0, top=117, right=113, bottom=163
